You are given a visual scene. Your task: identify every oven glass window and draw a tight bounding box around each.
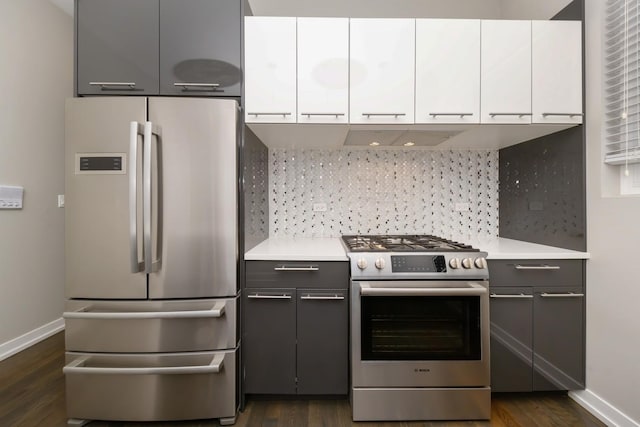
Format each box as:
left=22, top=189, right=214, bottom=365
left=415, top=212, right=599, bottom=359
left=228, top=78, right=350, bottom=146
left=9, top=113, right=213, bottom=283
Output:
left=361, top=295, right=481, bottom=360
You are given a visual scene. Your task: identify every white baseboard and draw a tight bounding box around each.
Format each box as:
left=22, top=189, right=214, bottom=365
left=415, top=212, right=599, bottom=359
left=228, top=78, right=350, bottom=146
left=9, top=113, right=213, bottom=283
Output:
left=0, top=318, right=65, bottom=362
left=570, top=389, right=640, bottom=427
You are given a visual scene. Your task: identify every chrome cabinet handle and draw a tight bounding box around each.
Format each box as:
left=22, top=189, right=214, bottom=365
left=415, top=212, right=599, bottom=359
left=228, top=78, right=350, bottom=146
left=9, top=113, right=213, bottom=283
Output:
left=248, top=112, right=291, bottom=116
left=247, top=294, right=292, bottom=300
left=362, top=113, right=406, bottom=118
left=274, top=266, right=319, bottom=271
left=514, top=264, right=561, bottom=270
left=429, top=113, right=473, bottom=118
left=89, top=82, right=136, bottom=89
left=174, top=82, right=220, bottom=90
left=490, top=294, right=533, bottom=299
left=129, top=122, right=144, bottom=273
left=300, top=113, right=345, bottom=117
left=489, top=113, right=532, bottom=118
left=63, top=301, right=226, bottom=319
left=300, top=295, right=345, bottom=300
left=541, top=113, right=583, bottom=118
left=540, top=292, right=584, bottom=298
left=63, top=354, right=224, bottom=375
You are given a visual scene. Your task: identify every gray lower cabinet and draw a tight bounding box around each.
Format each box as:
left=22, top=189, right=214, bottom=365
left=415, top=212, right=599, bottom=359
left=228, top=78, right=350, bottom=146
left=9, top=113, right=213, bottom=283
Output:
left=488, top=260, right=585, bottom=392
left=244, top=261, right=349, bottom=395
left=76, top=0, right=241, bottom=97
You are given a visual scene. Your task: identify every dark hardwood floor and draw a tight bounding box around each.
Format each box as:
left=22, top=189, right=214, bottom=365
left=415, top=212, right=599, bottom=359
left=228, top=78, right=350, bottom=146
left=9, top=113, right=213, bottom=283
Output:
left=0, top=333, right=604, bottom=427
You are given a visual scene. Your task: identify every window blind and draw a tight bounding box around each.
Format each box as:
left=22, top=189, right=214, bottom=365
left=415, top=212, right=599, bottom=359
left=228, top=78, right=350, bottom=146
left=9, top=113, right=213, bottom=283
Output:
left=605, top=0, right=640, bottom=165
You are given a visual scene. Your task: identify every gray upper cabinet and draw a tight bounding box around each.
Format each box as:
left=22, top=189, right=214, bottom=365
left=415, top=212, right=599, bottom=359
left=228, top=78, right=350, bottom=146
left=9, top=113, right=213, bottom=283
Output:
left=76, top=0, right=160, bottom=95
left=160, top=0, right=241, bottom=97
left=76, top=0, right=241, bottom=97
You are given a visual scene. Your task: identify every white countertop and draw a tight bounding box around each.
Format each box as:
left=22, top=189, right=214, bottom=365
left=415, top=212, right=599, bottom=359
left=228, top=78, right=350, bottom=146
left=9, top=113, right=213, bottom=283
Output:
left=475, top=237, right=590, bottom=260
left=244, top=237, right=349, bottom=261
left=244, top=237, right=590, bottom=261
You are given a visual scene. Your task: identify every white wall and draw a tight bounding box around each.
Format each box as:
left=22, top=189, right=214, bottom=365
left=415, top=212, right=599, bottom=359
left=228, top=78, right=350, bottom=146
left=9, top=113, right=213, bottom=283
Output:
left=0, top=1, right=72, bottom=346
left=248, top=0, right=502, bottom=19
left=499, top=0, right=573, bottom=19
left=571, top=1, right=640, bottom=425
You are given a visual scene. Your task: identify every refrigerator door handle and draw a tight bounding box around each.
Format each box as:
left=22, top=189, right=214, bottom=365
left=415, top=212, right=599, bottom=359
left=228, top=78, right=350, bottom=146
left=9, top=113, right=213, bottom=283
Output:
left=151, top=125, right=163, bottom=272
left=143, top=122, right=163, bottom=274
left=129, top=122, right=145, bottom=273
left=63, top=300, right=227, bottom=320
left=63, top=353, right=225, bottom=375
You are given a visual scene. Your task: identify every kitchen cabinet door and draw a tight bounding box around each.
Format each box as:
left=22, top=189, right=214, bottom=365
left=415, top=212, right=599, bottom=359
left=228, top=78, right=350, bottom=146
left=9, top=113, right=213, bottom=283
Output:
left=489, top=287, right=533, bottom=392
left=296, top=289, right=349, bottom=395
left=532, top=21, right=583, bottom=124
left=350, top=19, right=415, bottom=124
left=481, top=20, right=532, bottom=124
left=533, top=288, right=585, bottom=390
left=243, top=289, right=296, bottom=394
left=244, top=17, right=297, bottom=123
left=76, top=0, right=159, bottom=95
left=159, top=0, right=242, bottom=97
left=297, top=18, right=349, bottom=124
left=415, top=19, right=480, bottom=124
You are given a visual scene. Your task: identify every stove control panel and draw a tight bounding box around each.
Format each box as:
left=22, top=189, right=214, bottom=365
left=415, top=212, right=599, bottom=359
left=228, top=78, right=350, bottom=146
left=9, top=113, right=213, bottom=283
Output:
left=348, top=252, right=489, bottom=280
left=390, top=255, right=446, bottom=273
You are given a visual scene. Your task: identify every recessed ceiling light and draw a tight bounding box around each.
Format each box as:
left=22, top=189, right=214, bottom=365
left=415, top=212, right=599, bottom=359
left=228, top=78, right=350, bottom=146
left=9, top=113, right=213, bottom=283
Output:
left=404, top=141, right=415, bottom=147
left=369, top=141, right=380, bottom=146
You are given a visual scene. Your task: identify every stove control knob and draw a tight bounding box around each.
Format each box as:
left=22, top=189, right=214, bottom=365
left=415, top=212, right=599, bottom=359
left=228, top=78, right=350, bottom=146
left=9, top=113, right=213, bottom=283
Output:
left=357, top=258, right=368, bottom=270
left=449, top=258, right=460, bottom=269
left=461, top=258, right=473, bottom=269
left=375, top=257, right=386, bottom=270
left=474, top=257, right=487, bottom=269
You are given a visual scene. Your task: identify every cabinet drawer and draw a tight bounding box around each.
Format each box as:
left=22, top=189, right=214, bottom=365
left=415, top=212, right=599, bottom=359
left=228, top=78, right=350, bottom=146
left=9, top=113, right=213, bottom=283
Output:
left=488, top=260, right=583, bottom=287
left=246, top=261, right=349, bottom=289
left=64, top=349, right=236, bottom=421
left=64, top=297, right=237, bottom=353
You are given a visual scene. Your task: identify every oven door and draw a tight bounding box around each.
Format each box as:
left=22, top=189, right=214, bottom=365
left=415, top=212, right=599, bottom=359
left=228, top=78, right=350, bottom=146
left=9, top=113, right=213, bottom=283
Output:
left=351, top=280, right=490, bottom=388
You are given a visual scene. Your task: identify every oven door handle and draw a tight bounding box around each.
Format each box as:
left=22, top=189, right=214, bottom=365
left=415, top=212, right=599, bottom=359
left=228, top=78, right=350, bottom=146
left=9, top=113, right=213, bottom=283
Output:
left=359, top=283, right=488, bottom=296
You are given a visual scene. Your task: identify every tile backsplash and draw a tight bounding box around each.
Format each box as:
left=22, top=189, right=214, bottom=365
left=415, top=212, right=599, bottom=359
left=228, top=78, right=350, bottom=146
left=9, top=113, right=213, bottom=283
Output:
left=269, top=148, right=499, bottom=241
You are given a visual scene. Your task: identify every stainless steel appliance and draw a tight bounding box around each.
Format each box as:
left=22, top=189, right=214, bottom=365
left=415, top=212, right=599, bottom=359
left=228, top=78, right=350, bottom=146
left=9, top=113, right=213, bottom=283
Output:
left=343, top=235, right=491, bottom=421
left=62, top=97, right=239, bottom=426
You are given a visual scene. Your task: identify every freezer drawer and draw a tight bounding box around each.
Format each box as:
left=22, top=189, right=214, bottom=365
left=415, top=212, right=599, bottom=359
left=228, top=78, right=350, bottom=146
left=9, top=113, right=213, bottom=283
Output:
left=64, top=349, right=237, bottom=422
left=64, top=297, right=237, bottom=353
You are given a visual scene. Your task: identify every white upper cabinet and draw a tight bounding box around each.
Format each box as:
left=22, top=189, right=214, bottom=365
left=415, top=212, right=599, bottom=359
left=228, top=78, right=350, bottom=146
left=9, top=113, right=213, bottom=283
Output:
left=481, top=20, right=532, bottom=124
left=415, top=19, right=480, bottom=124
left=297, top=18, right=349, bottom=124
left=244, top=17, right=297, bottom=123
left=532, top=20, right=583, bottom=124
left=350, top=19, right=415, bottom=124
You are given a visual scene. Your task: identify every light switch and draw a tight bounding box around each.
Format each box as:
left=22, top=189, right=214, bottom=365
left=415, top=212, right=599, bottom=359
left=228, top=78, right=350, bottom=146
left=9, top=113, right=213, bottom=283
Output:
left=0, top=185, right=24, bottom=209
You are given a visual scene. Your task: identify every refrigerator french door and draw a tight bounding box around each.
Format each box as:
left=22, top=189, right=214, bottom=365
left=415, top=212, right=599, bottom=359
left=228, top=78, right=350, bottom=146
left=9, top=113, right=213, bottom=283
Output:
left=63, top=97, right=239, bottom=425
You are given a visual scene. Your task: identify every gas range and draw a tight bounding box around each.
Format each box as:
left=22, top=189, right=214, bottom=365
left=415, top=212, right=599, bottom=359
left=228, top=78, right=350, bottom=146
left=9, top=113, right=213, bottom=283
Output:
left=341, top=234, right=489, bottom=280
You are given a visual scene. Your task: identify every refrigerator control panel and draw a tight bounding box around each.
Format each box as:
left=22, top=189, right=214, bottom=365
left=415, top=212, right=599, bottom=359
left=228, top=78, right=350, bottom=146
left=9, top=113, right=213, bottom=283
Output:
left=75, top=153, right=126, bottom=175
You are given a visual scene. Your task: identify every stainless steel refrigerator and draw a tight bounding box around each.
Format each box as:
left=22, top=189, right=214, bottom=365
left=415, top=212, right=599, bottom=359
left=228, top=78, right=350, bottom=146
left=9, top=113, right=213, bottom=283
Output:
left=62, top=97, right=240, bottom=425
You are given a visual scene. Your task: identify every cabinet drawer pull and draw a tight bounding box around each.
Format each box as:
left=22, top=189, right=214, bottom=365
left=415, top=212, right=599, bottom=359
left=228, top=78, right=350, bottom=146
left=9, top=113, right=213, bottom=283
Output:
left=174, top=82, right=220, bottom=90
left=489, top=112, right=532, bottom=118
left=248, top=112, right=292, bottom=117
left=300, top=295, right=345, bottom=300
left=490, top=294, right=533, bottom=299
left=541, top=112, right=583, bottom=118
left=514, top=264, right=561, bottom=270
left=540, top=292, right=584, bottom=298
left=301, top=113, right=345, bottom=117
left=247, top=294, right=292, bottom=300
left=429, top=112, right=473, bottom=118
left=362, top=113, right=406, bottom=118
left=89, top=82, right=136, bottom=90
left=274, top=266, right=319, bottom=272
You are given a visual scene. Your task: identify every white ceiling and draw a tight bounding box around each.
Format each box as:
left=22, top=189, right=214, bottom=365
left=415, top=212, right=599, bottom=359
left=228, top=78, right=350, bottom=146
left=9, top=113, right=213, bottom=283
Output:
left=49, top=0, right=574, bottom=20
